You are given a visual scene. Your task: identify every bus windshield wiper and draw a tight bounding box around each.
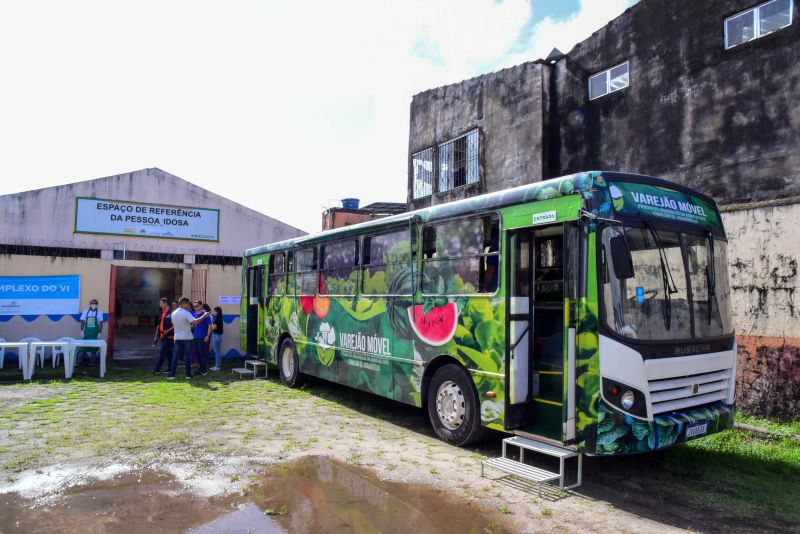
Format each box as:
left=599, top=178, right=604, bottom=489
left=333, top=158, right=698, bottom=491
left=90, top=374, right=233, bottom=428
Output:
left=646, top=222, right=679, bottom=330
left=706, top=231, right=716, bottom=325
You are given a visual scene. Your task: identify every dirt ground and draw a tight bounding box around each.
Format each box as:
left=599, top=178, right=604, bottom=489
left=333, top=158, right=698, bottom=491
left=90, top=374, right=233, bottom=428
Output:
left=0, top=370, right=791, bottom=533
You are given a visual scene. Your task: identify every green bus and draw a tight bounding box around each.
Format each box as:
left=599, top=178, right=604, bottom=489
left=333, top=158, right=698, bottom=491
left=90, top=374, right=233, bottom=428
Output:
left=241, top=171, right=735, bottom=454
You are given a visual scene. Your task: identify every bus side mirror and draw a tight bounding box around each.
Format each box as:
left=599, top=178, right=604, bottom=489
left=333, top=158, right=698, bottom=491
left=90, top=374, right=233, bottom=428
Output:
left=610, top=236, right=634, bottom=279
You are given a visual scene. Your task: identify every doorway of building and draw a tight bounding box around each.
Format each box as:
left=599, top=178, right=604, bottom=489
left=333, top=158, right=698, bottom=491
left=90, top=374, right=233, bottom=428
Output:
left=113, top=266, right=183, bottom=362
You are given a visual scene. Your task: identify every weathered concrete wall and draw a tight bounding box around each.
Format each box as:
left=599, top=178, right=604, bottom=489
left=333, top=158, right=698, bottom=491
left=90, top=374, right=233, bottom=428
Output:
left=722, top=200, right=800, bottom=418
left=408, top=62, right=546, bottom=210
left=557, top=0, right=800, bottom=204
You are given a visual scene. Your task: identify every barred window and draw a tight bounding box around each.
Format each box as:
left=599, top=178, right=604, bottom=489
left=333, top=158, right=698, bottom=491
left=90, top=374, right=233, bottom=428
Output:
left=412, top=148, right=433, bottom=199
left=267, top=251, right=286, bottom=296
left=320, top=240, right=359, bottom=296
left=362, top=228, right=414, bottom=295
left=438, top=130, right=479, bottom=192
left=293, top=247, right=318, bottom=296
left=422, top=214, right=499, bottom=295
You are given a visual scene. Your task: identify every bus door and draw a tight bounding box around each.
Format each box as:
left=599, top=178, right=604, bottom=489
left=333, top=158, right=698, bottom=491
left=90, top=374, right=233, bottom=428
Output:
left=246, top=264, right=265, bottom=356
left=505, top=224, right=567, bottom=440
left=505, top=229, right=536, bottom=429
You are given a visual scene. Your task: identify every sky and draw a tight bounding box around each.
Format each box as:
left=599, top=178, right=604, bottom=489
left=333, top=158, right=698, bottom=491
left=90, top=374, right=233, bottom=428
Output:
left=0, top=0, right=635, bottom=234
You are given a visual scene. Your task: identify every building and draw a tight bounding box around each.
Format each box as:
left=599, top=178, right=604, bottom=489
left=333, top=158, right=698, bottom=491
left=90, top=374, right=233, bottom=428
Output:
left=0, top=168, right=305, bottom=361
left=322, top=200, right=406, bottom=230
left=407, top=0, right=799, bottom=417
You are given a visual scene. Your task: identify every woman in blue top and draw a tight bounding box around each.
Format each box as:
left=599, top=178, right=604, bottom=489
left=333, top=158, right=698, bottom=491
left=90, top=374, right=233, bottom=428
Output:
left=210, top=306, right=224, bottom=371
left=191, top=301, right=213, bottom=376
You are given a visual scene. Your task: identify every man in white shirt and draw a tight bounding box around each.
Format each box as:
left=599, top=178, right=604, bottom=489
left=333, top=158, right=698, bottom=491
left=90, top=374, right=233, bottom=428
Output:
left=168, top=297, right=211, bottom=379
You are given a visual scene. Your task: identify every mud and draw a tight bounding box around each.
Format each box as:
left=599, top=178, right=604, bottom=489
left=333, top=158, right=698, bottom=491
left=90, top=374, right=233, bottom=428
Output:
left=1, top=456, right=510, bottom=534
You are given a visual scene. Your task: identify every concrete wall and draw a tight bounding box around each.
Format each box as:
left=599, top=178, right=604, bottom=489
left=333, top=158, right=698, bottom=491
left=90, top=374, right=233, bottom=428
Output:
left=722, top=200, right=800, bottom=418
left=322, top=209, right=375, bottom=230
left=408, top=62, right=546, bottom=210
left=555, top=0, right=800, bottom=204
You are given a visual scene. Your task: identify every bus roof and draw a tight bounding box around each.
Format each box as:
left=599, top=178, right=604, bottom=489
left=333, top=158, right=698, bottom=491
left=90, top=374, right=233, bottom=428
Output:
left=244, top=171, right=721, bottom=256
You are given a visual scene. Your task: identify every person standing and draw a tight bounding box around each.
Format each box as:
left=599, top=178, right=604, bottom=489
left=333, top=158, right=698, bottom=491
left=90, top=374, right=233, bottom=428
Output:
left=76, top=299, right=104, bottom=365
left=169, top=298, right=208, bottom=380
left=152, top=298, right=174, bottom=375
left=191, top=301, right=212, bottom=376
left=210, top=306, right=224, bottom=371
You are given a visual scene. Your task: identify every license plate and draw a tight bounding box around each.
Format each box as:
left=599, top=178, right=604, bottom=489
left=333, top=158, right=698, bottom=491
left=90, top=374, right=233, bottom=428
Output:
left=686, top=422, right=708, bottom=439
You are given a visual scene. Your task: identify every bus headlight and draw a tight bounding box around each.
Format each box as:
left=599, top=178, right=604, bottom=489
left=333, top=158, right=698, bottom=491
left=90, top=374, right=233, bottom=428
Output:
left=621, top=390, right=635, bottom=410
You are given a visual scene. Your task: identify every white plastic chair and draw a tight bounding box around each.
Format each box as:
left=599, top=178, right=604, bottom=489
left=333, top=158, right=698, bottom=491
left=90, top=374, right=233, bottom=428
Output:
left=52, top=337, right=74, bottom=367
left=19, top=337, right=44, bottom=368
left=0, top=337, right=5, bottom=369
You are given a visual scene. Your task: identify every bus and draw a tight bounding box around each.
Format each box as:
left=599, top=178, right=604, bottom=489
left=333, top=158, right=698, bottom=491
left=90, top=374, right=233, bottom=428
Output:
left=241, top=171, right=735, bottom=454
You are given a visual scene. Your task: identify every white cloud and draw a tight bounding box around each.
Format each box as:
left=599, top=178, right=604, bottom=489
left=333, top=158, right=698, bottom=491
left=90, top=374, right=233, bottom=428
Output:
left=0, top=0, right=633, bottom=234
left=527, top=0, right=637, bottom=59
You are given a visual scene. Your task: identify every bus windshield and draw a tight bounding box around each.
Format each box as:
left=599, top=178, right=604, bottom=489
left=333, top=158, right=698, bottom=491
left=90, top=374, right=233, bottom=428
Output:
left=601, top=225, right=733, bottom=341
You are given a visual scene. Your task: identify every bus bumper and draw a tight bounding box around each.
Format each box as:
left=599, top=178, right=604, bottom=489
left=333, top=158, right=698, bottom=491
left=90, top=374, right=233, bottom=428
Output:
left=590, top=400, right=735, bottom=455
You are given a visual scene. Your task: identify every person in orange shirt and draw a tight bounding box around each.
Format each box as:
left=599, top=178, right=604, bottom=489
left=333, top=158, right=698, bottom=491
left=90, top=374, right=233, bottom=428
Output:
left=152, top=298, right=174, bottom=374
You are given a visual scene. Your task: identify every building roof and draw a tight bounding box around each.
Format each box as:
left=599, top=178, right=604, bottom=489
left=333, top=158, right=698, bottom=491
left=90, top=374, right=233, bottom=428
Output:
left=0, top=167, right=305, bottom=256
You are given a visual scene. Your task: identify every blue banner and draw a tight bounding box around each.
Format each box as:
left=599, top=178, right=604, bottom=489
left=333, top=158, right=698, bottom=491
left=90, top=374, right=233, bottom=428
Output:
left=0, top=275, right=81, bottom=315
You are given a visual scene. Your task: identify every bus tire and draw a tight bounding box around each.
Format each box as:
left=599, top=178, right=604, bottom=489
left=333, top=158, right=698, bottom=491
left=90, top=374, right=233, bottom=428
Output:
left=427, top=364, right=485, bottom=446
left=278, top=338, right=304, bottom=388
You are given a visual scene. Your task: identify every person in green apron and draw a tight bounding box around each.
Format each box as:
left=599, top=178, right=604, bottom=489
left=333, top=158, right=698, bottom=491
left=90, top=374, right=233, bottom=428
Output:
left=77, top=299, right=104, bottom=365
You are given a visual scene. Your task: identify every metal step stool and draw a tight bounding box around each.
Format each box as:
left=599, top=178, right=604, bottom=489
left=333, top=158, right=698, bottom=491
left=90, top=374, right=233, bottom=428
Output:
left=481, top=435, right=582, bottom=496
left=245, top=359, right=268, bottom=378
left=232, top=367, right=255, bottom=379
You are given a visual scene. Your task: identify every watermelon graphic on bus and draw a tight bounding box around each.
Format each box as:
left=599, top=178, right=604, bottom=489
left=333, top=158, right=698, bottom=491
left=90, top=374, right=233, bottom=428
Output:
left=407, top=302, right=459, bottom=346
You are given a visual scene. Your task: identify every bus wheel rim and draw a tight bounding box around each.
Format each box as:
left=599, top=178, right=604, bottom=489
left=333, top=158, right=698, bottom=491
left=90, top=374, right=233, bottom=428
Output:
left=282, top=346, right=294, bottom=378
left=436, top=380, right=465, bottom=430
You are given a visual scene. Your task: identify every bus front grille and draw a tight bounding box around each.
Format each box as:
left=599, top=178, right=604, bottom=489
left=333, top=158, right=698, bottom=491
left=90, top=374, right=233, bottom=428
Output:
left=648, top=370, right=732, bottom=414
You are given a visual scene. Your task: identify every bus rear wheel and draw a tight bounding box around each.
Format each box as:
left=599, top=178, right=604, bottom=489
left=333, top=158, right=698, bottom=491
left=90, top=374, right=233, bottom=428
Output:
left=278, top=338, right=305, bottom=388
left=427, top=364, right=485, bottom=446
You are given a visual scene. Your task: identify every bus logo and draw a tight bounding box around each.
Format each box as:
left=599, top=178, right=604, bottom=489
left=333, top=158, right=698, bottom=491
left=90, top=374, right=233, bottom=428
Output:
left=315, top=322, right=336, bottom=350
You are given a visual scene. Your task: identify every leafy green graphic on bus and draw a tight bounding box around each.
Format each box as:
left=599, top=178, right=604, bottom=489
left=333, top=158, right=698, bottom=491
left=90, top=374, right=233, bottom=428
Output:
left=595, top=401, right=734, bottom=455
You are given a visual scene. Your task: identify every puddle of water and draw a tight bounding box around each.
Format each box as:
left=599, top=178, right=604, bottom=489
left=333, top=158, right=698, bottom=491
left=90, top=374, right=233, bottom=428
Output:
left=1, top=456, right=508, bottom=534
left=250, top=456, right=508, bottom=534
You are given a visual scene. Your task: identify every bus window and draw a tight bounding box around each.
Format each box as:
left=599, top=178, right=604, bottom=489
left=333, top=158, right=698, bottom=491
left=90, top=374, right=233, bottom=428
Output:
left=320, top=239, right=359, bottom=296
left=268, top=252, right=286, bottom=296
left=362, top=228, right=414, bottom=295
left=294, top=247, right=318, bottom=296
left=422, top=215, right=499, bottom=295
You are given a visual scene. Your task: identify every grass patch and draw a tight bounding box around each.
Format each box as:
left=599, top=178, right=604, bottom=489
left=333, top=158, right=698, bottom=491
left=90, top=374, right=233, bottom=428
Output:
left=645, top=417, right=800, bottom=527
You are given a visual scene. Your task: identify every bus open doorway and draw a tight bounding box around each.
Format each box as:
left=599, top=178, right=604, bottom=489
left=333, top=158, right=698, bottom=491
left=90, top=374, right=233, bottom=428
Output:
left=506, top=223, right=577, bottom=442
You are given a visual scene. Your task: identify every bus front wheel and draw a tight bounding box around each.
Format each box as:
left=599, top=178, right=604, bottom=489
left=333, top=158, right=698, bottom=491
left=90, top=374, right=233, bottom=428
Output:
left=278, top=338, right=304, bottom=388
left=427, top=364, right=485, bottom=446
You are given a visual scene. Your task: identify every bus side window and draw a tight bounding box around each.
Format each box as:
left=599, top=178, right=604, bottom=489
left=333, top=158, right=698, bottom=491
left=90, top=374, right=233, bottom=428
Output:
left=267, top=252, right=286, bottom=296
left=422, top=226, right=437, bottom=259
left=479, top=221, right=500, bottom=293
left=295, top=247, right=318, bottom=296
left=320, top=239, right=359, bottom=296
left=422, top=214, right=499, bottom=295
left=362, top=228, right=414, bottom=295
